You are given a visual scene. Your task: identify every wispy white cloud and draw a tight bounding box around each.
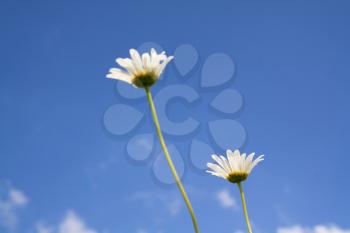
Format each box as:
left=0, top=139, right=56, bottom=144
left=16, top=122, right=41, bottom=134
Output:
left=135, top=228, right=164, bottom=233
left=36, top=210, right=98, bottom=233
left=9, top=189, right=28, bottom=207
left=216, top=189, right=237, bottom=209
left=129, top=190, right=183, bottom=217
left=136, top=229, right=148, bottom=233
left=58, top=211, right=97, bottom=233
left=277, top=224, right=350, bottom=233
left=166, top=197, right=182, bottom=216
left=36, top=223, right=54, bottom=233
left=0, top=187, right=29, bottom=231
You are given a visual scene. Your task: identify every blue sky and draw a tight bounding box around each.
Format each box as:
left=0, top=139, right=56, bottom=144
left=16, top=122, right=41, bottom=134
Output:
left=1, top=0, right=350, bottom=233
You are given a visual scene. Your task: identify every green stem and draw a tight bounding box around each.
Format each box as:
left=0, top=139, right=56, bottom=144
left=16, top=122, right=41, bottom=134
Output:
left=145, top=86, right=200, bottom=233
left=237, top=182, right=253, bottom=233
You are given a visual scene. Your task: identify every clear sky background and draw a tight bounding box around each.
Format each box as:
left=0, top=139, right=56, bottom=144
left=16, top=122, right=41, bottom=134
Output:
left=1, top=0, right=350, bottom=233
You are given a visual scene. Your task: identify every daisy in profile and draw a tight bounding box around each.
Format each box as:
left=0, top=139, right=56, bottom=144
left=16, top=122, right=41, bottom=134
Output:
left=107, top=48, right=173, bottom=88
left=207, top=149, right=264, bottom=233
left=106, top=48, right=199, bottom=233
left=207, top=149, right=264, bottom=183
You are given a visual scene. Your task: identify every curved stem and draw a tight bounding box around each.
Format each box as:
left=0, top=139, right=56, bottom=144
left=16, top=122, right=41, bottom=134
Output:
left=237, top=182, right=253, bottom=233
left=145, top=86, right=200, bottom=233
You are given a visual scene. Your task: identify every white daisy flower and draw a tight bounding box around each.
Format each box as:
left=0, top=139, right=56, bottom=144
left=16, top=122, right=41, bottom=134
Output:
left=207, top=149, right=264, bottom=183
left=106, top=48, right=174, bottom=88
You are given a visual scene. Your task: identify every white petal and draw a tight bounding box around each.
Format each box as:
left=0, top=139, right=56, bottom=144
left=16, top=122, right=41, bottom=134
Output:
left=106, top=68, right=132, bottom=84
left=158, top=51, right=167, bottom=61
left=228, top=150, right=240, bottom=171
left=142, top=53, right=151, bottom=70
left=116, top=58, right=136, bottom=75
left=227, top=150, right=238, bottom=172
left=240, top=153, right=247, bottom=171
left=206, top=170, right=226, bottom=179
left=233, top=149, right=240, bottom=157
left=150, top=48, right=157, bottom=58
left=253, top=155, right=264, bottom=163
left=150, top=50, right=167, bottom=69
left=129, top=49, right=143, bottom=72
left=246, top=153, right=255, bottom=164
left=207, top=163, right=228, bottom=177
left=211, top=155, right=226, bottom=170
left=245, top=153, right=255, bottom=170
left=248, top=155, right=264, bottom=173
left=219, top=155, right=232, bottom=173
left=156, top=56, right=173, bottom=76
left=150, top=48, right=160, bottom=68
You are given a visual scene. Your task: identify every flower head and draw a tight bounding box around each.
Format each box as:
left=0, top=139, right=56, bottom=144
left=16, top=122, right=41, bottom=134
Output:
left=107, top=48, right=174, bottom=88
left=207, top=149, right=264, bottom=183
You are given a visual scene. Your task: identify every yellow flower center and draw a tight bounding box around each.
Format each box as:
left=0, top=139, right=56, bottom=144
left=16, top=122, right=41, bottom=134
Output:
left=226, top=171, right=248, bottom=183
left=132, top=72, right=158, bottom=88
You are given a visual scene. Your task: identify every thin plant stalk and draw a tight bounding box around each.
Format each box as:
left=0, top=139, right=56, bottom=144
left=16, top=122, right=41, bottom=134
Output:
left=237, top=182, right=253, bottom=233
left=145, top=86, right=200, bottom=233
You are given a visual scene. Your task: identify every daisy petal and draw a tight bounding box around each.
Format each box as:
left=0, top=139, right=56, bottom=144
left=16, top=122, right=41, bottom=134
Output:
left=207, top=163, right=228, bottom=177
left=156, top=56, right=174, bottom=75
left=220, top=155, right=232, bottom=173
left=206, top=170, right=226, bottom=179
left=142, top=53, right=151, bottom=71
left=129, top=49, right=143, bottom=72
left=116, top=58, right=136, bottom=75
left=211, top=155, right=226, bottom=170
left=106, top=68, right=132, bottom=84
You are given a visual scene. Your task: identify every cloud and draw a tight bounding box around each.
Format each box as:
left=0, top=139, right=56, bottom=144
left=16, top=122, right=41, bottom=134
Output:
left=136, top=228, right=164, bottom=233
left=234, top=230, right=244, bottom=233
left=166, top=197, right=182, bottom=216
left=36, top=223, right=54, bottom=233
left=278, top=226, right=307, bottom=233
left=129, top=190, right=183, bottom=217
left=136, top=229, right=148, bottom=233
left=277, top=225, right=350, bottom=233
left=36, top=210, right=98, bottom=233
left=58, top=211, right=97, bottom=233
left=9, top=189, right=28, bottom=206
left=216, top=189, right=237, bottom=208
left=0, top=187, right=29, bottom=231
